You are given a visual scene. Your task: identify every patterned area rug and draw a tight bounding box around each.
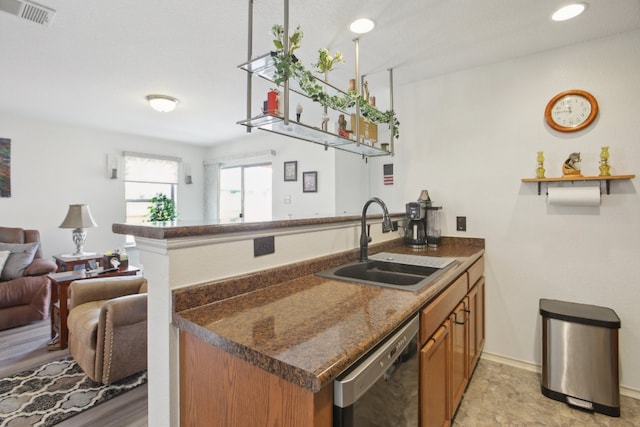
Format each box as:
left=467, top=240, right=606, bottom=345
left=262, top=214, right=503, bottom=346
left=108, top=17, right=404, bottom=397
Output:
left=0, top=357, right=147, bottom=427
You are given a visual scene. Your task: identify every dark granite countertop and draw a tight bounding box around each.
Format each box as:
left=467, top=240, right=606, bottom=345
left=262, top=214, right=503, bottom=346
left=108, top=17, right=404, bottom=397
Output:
left=173, top=238, right=484, bottom=393
left=112, top=213, right=405, bottom=239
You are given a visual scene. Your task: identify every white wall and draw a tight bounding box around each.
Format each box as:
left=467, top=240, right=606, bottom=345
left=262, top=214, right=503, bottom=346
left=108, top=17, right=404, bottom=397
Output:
left=205, top=131, right=370, bottom=219
left=0, top=114, right=207, bottom=257
left=393, top=30, right=640, bottom=391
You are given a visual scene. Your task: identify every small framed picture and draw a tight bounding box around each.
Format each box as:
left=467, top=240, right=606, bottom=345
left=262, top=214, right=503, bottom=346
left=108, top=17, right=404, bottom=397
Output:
left=284, top=161, right=297, bottom=181
left=303, top=171, right=317, bottom=193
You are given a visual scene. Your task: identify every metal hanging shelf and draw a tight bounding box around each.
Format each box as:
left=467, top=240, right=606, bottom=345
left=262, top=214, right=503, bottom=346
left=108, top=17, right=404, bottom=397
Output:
left=238, top=53, right=356, bottom=116
left=237, top=114, right=391, bottom=157
left=239, top=0, right=395, bottom=158
left=521, top=174, right=635, bottom=195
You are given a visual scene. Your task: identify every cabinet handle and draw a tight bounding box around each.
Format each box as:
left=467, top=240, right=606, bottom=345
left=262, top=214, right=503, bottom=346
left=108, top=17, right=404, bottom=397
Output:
left=429, top=324, right=448, bottom=345
left=454, top=309, right=469, bottom=325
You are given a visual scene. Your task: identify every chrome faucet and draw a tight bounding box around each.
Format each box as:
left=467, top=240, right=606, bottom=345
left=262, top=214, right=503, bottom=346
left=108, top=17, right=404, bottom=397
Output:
left=359, top=197, right=394, bottom=262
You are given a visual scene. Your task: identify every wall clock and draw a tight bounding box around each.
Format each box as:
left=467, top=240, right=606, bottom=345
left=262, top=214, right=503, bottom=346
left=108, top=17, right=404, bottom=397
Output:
left=544, top=89, right=598, bottom=132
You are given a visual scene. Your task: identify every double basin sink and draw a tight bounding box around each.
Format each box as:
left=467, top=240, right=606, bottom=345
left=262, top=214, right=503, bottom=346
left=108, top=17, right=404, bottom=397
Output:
left=316, top=252, right=458, bottom=292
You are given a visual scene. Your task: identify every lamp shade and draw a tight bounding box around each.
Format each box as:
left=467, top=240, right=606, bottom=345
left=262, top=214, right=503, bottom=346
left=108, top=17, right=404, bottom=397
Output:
left=59, top=204, right=98, bottom=229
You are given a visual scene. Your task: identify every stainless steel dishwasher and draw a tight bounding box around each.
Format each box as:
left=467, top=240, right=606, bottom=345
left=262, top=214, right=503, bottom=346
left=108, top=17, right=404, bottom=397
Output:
left=333, top=315, right=420, bottom=427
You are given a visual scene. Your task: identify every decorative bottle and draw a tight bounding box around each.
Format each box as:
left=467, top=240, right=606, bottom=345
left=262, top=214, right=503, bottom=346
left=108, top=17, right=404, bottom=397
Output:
left=536, top=151, right=545, bottom=178
left=599, top=146, right=611, bottom=176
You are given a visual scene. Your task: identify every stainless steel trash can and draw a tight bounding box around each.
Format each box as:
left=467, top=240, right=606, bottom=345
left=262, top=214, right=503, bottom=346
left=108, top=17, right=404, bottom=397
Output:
left=540, top=299, right=621, bottom=417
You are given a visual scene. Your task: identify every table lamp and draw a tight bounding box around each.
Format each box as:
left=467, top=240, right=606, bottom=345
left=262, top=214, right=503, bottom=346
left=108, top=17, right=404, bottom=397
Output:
left=59, top=204, right=98, bottom=257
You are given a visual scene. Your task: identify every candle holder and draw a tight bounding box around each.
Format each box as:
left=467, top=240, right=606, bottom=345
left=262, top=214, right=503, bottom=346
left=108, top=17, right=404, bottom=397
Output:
left=536, top=151, right=545, bottom=178
left=599, top=146, right=611, bottom=176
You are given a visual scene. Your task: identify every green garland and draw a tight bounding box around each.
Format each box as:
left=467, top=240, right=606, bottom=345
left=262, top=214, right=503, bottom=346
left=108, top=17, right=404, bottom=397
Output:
left=270, top=51, right=400, bottom=139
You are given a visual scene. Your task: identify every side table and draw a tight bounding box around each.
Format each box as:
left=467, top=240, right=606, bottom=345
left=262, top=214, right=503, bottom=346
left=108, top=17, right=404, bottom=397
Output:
left=48, top=266, right=140, bottom=350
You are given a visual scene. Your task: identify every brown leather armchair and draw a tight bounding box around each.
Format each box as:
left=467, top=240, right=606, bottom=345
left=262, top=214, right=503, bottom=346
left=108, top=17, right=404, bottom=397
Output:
left=0, top=227, right=58, bottom=330
left=67, top=276, right=147, bottom=385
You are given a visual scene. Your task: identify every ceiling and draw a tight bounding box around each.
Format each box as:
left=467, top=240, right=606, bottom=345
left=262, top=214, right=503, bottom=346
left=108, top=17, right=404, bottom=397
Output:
left=1, top=0, right=639, bottom=146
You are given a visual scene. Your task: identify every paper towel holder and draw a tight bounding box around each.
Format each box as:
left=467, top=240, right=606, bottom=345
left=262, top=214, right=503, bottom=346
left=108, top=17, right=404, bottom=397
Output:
left=547, top=186, right=601, bottom=207
left=521, top=174, right=635, bottom=195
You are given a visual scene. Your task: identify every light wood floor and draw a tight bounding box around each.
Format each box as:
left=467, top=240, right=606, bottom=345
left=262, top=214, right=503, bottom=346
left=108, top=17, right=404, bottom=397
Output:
left=0, top=320, right=147, bottom=427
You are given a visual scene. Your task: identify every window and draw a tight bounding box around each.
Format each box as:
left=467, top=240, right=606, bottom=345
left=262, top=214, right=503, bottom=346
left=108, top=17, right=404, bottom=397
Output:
left=124, top=153, right=179, bottom=224
left=219, top=163, right=272, bottom=222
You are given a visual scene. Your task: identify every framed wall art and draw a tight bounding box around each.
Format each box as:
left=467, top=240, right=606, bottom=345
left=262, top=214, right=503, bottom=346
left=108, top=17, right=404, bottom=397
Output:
left=0, top=138, right=11, bottom=197
left=302, top=171, right=317, bottom=193
left=284, top=161, right=297, bottom=181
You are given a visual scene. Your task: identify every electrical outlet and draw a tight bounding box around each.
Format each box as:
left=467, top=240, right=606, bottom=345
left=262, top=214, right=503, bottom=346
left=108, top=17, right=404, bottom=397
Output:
left=456, top=216, right=467, bottom=232
left=254, top=236, right=275, bottom=257
left=391, top=220, right=399, bottom=231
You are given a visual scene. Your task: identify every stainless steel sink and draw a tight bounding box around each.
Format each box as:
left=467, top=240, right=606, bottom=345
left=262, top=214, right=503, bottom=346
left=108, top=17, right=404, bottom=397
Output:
left=316, top=252, right=458, bottom=292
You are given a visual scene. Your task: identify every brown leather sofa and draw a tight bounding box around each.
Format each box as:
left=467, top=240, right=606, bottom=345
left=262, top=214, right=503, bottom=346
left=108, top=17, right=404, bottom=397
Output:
left=0, top=227, right=58, bottom=331
left=67, top=276, right=147, bottom=384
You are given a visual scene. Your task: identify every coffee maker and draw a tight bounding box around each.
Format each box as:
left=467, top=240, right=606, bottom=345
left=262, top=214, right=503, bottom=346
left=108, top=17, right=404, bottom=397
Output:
left=404, top=202, right=426, bottom=247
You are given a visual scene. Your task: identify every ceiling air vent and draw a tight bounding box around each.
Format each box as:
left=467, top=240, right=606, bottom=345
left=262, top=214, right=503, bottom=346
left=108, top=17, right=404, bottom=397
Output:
left=0, top=0, right=55, bottom=26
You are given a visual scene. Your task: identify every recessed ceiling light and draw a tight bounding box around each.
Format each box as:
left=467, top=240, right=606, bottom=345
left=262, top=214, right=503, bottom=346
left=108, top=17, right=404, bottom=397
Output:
left=146, top=95, right=180, bottom=112
left=552, top=3, right=587, bottom=22
left=349, top=18, right=375, bottom=34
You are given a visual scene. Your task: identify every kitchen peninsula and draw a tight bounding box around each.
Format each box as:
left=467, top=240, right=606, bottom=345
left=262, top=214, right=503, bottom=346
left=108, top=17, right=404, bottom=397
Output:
left=114, top=216, right=484, bottom=426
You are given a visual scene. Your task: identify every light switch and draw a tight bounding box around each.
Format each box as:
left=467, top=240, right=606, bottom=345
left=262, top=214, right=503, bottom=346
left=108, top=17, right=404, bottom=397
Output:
left=456, top=216, right=467, bottom=232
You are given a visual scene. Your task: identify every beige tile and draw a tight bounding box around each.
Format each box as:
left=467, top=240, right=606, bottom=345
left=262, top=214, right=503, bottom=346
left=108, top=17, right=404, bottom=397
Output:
left=454, top=359, right=640, bottom=426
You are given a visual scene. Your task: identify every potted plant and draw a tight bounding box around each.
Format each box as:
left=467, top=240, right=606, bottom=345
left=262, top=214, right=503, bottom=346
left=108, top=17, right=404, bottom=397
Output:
left=271, top=24, right=304, bottom=87
left=313, top=48, right=345, bottom=77
left=147, top=193, right=176, bottom=222
left=271, top=24, right=303, bottom=54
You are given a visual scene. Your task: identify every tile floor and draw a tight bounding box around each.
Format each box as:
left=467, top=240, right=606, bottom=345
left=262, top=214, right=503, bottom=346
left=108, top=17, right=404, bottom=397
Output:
left=453, top=359, right=640, bottom=426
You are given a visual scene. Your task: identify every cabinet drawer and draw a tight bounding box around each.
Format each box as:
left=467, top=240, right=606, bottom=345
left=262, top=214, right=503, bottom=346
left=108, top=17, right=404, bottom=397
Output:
left=420, top=274, right=468, bottom=346
left=467, top=256, right=484, bottom=289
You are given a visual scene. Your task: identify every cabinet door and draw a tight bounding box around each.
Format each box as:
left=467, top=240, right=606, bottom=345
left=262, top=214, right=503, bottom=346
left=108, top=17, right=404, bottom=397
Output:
left=449, top=300, right=469, bottom=417
left=467, top=284, right=478, bottom=372
left=420, top=323, right=451, bottom=427
left=467, top=277, right=486, bottom=373
left=476, top=277, right=485, bottom=354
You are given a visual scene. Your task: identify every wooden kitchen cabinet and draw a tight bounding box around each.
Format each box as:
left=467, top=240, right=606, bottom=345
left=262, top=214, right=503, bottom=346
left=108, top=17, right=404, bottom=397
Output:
left=178, top=253, right=486, bottom=427
left=467, top=277, right=485, bottom=373
left=449, top=300, right=469, bottom=416
left=180, top=330, right=333, bottom=427
left=420, top=324, right=451, bottom=427
left=419, top=273, right=467, bottom=427
left=420, top=256, right=485, bottom=427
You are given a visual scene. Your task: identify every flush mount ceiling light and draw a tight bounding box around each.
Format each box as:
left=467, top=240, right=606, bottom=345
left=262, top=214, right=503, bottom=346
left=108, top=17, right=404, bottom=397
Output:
left=552, top=3, right=587, bottom=21
left=146, top=94, right=180, bottom=112
left=349, top=18, right=375, bottom=34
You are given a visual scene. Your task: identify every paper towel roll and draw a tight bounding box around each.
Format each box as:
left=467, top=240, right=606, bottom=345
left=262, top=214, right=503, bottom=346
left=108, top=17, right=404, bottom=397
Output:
left=547, top=186, right=601, bottom=206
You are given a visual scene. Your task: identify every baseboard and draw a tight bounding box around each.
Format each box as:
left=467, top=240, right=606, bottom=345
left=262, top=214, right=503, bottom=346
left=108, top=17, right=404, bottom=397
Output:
left=621, top=385, right=640, bottom=400
left=479, top=352, right=640, bottom=400
left=480, top=351, right=540, bottom=373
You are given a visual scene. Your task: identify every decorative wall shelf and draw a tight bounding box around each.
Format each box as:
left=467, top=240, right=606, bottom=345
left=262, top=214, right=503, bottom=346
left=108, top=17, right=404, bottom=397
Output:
left=521, top=174, right=635, bottom=195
